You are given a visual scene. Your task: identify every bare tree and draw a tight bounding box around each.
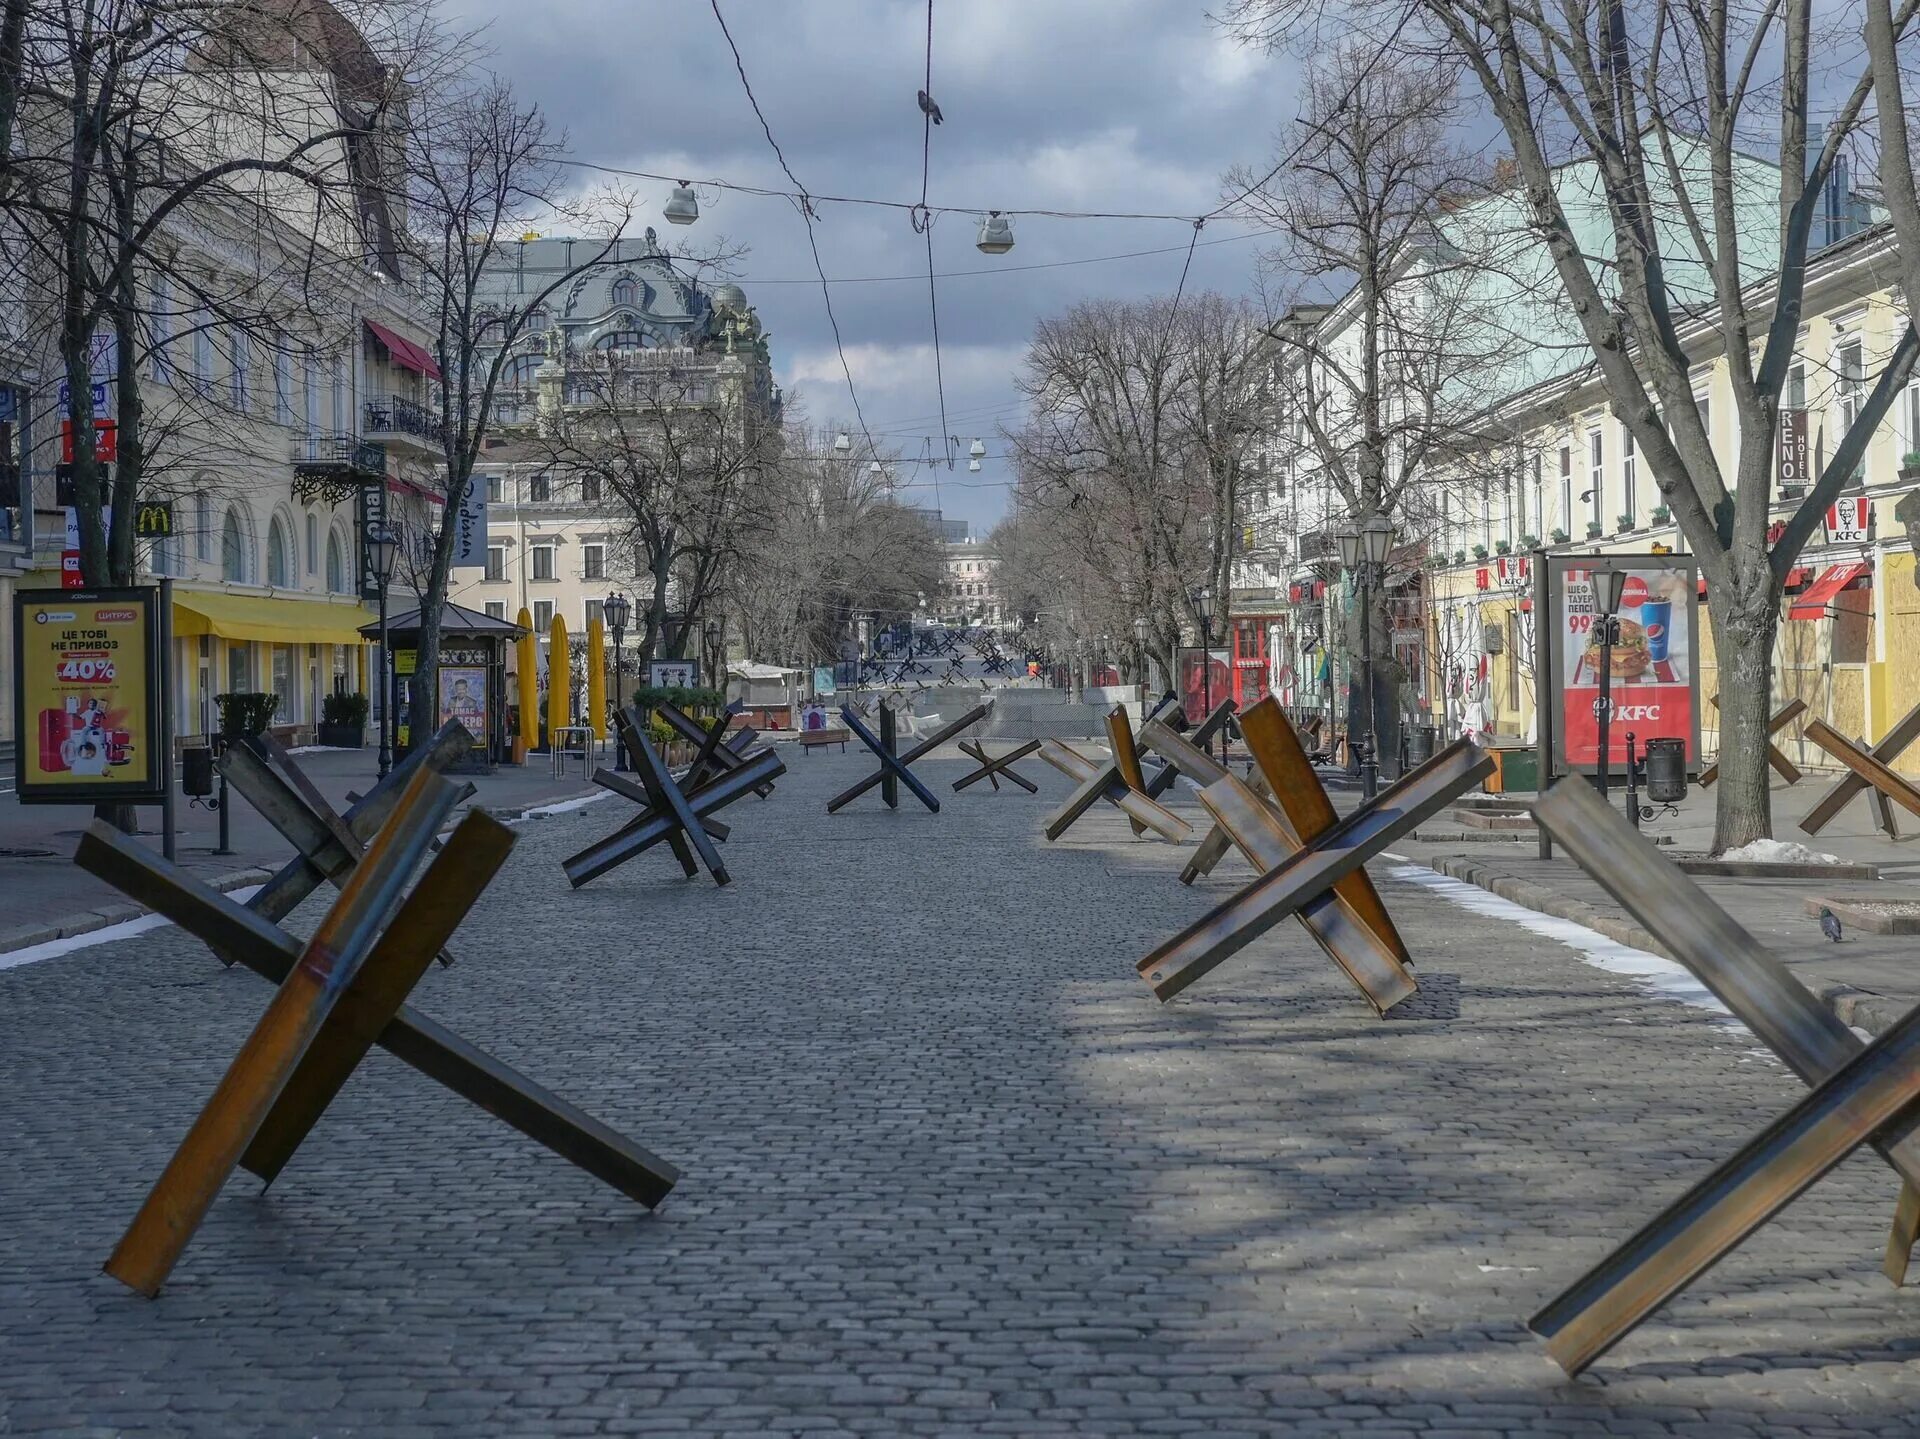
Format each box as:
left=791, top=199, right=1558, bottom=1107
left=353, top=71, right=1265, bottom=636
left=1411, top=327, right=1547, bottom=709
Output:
left=401, top=76, right=633, bottom=732
left=1007, top=292, right=1269, bottom=682
left=1225, top=0, right=1920, bottom=848
left=534, top=346, right=777, bottom=669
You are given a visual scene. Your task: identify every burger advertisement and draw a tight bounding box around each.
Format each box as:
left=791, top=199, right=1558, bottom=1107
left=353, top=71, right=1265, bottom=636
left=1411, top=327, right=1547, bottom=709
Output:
left=1552, top=559, right=1699, bottom=773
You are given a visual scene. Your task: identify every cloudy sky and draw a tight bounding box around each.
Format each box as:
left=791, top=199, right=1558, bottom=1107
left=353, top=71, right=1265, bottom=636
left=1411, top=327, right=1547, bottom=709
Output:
left=443, top=0, right=1295, bottom=534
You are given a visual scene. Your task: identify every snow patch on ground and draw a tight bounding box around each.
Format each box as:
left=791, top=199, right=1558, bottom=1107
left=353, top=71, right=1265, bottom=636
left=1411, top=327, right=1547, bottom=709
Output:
left=1715, top=837, right=1843, bottom=864
left=284, top=745, right=359, bottom=756
left=0, top=884, right=262, bottom=972
left=510, top=791, right=614, bottom=822
left=1384, top=859, right=1742, bottom=1030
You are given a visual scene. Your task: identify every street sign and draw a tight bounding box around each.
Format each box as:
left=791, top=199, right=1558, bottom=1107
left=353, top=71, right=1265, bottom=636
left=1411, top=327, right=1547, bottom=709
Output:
left=60, top=419, right=117, bottom=463
left=11, top=585, right=168, bottom=803
left=60, top=552, right=83, bottom=588
left=58, top=380, right=109, bottom=409
left=357, top=480, right=388, bottom=601
left=1779, top=409, right=1810, bottom=490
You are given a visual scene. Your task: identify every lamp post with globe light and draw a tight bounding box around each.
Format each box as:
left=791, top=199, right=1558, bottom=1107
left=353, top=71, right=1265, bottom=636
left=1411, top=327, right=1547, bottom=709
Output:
left=369, top=524, right=398, bottom=779
left=1338, top=513, right=1396, bottom=799
left=605, top=591, right=630, bottom=771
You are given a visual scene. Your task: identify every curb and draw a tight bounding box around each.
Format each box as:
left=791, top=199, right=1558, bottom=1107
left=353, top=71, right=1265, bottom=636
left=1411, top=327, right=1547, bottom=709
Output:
left=1412, top=853, right=1902, bottom=1038
left=0, top=867, right=274, bottom=957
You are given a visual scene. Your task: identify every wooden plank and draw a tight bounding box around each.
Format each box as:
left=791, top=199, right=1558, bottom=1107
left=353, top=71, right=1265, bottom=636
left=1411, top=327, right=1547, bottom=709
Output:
left=102, top=764, right=458, bottom=1296
left=1530, top=998, right=1920, bottom=1375
left=242, top=811, right=517, bottom=1183
left=1138, top=740, right=1490, bottom=1001
left=1241, top=697, right=1411, bottom=969
left=1801, top=700, right=1920, bottom=833
left=77, top=822, right=682, bottom=1213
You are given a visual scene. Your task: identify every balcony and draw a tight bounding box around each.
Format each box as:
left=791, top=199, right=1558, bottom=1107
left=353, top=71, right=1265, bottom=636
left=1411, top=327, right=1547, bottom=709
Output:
left=290, top=433, right=386, bottom=504
left=362, top=392, right=443, bottom=452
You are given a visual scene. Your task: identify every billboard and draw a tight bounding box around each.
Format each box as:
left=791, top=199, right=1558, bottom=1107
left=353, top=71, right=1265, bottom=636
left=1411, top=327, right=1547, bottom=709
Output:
left=1546, top=555, right=1700, bottom=775
left=1176, top=646, right=1230, bottom=725
left=11, top=586, right=167, bottom=803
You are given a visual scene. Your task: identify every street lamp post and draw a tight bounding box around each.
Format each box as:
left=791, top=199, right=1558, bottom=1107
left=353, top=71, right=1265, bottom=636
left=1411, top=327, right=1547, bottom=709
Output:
left=703, top=615, right=724, bottom=693
left=1193, top=586, right=1226, bottom=763
left=1133, top=615, right=1150, bottom=698
left=1592, top=566, right=1628, bottom=804
left=368, top=525, right=398, bottom=779
left=605, top=591, right=630, bottom=771
left=1338, top=514, right=1397, bottom=800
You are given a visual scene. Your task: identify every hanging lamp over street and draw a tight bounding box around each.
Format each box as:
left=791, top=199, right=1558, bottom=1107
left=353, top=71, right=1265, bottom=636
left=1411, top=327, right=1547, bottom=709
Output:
left=664, top=182, right=699, bottom=225
left=976, top=211, right=1014, bottom=254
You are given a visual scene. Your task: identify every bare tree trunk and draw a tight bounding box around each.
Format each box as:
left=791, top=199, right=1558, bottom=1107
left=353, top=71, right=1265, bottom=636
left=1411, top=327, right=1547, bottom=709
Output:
left=1707, top=591, right=1779, bottom=850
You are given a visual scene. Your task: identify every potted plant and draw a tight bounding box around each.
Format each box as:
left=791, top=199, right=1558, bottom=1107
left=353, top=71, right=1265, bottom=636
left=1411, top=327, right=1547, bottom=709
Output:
left=1453, top=548, right=1468, bottom=565
left=1520, top=533, right=1540, bottom=550
left=1651, top=503, right=1671, bottom=524
left=1550, top=527, right=1569, bottom=545
left=1616, top=512, right=1635, bottom=533
left=1901, top=451, right=1920, bottom=482
left=1585, top=521, right=1605, bottom=539
left=317, top=690, right=368, bottom=748
left=1472, top=543, right=1489, bottom=560
left=214, top=691, right=278, bottom=756
left=1494, top=538, right=1512, bottom=555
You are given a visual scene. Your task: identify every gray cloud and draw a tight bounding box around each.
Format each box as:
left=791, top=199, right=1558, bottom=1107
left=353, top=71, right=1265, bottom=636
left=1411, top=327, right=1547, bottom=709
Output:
left=443, top=0, right=1298, bottom=528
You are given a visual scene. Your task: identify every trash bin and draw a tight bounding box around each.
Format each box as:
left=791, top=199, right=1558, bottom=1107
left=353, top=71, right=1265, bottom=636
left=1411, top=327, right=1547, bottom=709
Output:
left=1406, top=724, right=1436, bottom=766
left=1643, top=737, right=1688, bottom=803
left=182, top=745, right=215, bottom=798
left=1486, top=745, right=1540, bottom=794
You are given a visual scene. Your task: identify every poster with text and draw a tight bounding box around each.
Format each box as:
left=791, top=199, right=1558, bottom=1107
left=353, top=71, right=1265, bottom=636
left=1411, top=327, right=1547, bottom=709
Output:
left=438, top=666, right=486, bottom=734
left=1549, top=556, right=1699, bottom=774
left=12, top=586, right=165, bottom=802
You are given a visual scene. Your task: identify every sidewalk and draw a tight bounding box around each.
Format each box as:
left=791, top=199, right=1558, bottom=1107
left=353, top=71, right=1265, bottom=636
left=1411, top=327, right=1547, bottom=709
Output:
left=1391, top=767, right=1920, bottom=1034
left=0, top=744, right=610, bottom=953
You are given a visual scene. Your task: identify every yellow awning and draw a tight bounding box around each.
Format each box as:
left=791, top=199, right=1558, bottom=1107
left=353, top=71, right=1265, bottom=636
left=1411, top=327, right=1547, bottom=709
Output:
left=172, top=590, right=373, bottom=646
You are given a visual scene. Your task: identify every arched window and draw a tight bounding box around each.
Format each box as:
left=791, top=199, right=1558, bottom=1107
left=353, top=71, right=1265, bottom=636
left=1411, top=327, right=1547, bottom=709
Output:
left=610, top=276, right=638, bottom=306
left=593, top=321, right=648, bottom=352
left=325, top=528, right=347, bottom=593
left=504, top=352, right=542, bottom=388
left=304, top=513, right=317, bottom=573
left=267, top=516, right=291, bottom=588
left=221, top=507, right=249, bottom=583
left=526, top=308, right=549, bottom=333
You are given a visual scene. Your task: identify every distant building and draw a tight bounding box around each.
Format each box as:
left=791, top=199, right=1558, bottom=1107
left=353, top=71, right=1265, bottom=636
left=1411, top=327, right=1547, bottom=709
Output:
left=940, top=538, right=1001, bottom=626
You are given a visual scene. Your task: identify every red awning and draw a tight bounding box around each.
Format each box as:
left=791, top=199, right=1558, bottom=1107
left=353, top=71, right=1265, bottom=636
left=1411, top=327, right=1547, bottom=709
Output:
left=387, top=475, right=444, bottom=506
left=1788, top=560, right=1872, bottom=619
left=364, top=319, right=442, bottom=380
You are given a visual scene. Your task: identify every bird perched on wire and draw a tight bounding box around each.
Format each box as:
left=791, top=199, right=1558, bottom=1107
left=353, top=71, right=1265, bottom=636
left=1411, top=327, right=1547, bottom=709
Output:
left=1819, top=906, right=1844, bottom=943
left=917, top=89, right=944, bottom=125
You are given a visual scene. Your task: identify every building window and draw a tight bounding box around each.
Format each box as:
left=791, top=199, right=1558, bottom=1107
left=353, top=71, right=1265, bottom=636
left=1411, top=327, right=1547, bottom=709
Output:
left=149, top=277, right=172, bottom=383
left=582, top=543, right=604, bottom=580
left=1558, top=442, right=1572, bottom=533
left=581, top=474, right=601, bottom=504
left=227, top=642, right=251, bottom=695
left=1837, top=339, right=1864, bottom=436
left=196, top=493, right=213, bottom=562
left=304, top=512, right=317, bottom=573
left=610, top=276, right=638, bottom=306
left=1530, top=452, right=1544, bottom=540
left=484, top=546, right=505, bottom=582
left=331, top=353, right=346, bottom=434
left=326, top=529, right=347, bottom=592
left=274, top=338, right=294, bottom=424
left=526, top=308, right=549, bottom=333
left=1904, top=372, right=1920, bottom=458
left=486, top=474, right=503, bottom=503
left=271, top=645, right=291, bottom=722
left=593, top=327, right=647, bottom=352
left=150, top=533, right=180, bottom=577
left=584, top=599, right=604, bottom=629
left=1587, top=430, right=1603, bottom=530
left=533, top=599, right=554, bottom=632
left=267, top=516, right=291, bottom=587
left=504, top=353, right=541, bottom=389
left=221, top=507, right=249, bottom=583
left=1621, top=426, right=1636, bottom=521
left=484, top=601, right=506, bottom=621
left=529, top=473, right=551, bottom=502
left=229, top=328, right=249, bottom=409
left=304, top=353, right=321, bottom=432
left=532, top=544, right=555, bottom=581
left=1787, top=363, right=1807, bottom=411
left=192, top=310, right=213, bottom=387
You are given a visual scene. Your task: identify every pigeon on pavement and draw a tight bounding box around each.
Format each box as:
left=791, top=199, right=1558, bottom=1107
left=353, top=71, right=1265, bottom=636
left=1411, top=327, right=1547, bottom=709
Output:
left=1819, top=906, right=1844, bottom=943
left=918, top=90, right=944, bottom=125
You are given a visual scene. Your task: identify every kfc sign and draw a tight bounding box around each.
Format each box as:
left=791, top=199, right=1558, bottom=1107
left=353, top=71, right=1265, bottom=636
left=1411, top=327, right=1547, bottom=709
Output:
left=1824, top=496, right=1871, bottom=545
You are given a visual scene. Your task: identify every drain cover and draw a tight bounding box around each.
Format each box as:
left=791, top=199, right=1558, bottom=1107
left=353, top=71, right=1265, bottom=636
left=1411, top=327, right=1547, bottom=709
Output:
left=0, top=846, right=56, bottom=858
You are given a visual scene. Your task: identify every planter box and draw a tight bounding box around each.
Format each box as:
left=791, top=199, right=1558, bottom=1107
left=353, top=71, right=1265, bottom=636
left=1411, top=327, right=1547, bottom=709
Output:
left=316, top=722, right=365, bottom=748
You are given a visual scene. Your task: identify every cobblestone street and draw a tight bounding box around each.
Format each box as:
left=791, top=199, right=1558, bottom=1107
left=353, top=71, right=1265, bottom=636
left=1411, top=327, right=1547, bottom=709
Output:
left=5, top=747, right=1920, bottom=1436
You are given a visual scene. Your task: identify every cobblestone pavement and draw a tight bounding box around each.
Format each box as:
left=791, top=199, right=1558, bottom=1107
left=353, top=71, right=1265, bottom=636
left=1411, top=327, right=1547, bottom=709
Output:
left=5, top=746, right=1920, bottom=1436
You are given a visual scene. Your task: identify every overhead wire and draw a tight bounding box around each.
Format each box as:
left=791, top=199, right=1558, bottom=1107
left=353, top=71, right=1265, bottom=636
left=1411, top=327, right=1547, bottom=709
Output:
left=709, top=0, right=876, bottom=456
